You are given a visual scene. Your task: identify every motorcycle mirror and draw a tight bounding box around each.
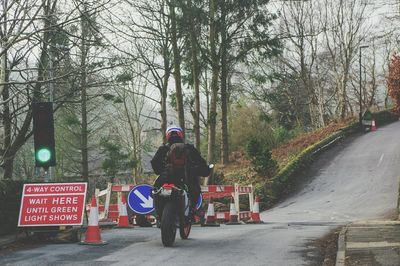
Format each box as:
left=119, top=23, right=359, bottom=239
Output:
left=209, top=164, right=214, bottom=169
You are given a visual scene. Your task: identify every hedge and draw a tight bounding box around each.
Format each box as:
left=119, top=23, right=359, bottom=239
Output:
left=373, top=109, right=399, bottom=125
left=0, top=180, right=24, bottom=236
left=256, top=110, right=399, bottom=208
left=0, top=179, right=53, bottom=236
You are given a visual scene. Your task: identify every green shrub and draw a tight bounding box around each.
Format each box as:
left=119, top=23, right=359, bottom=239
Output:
left=229, top=104, right=276, bottom=152
left=246, top=138, right=277, bottom=177
left=273, top=125, right=303, bottom=145
left=210, top=169, right=225, bottom=185
left=374, top=110, right=399, bottom=125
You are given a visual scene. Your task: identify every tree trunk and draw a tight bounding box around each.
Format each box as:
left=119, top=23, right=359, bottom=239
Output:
left=339, top=73, right=350, bottom=119
left=1, top=0, right=11, bottom=179
left=204, top=0, right=219, bottom=185
left=318, top=86, right=325, bottom=127
left=123, top=96, right=138, bottom=184
left=161, top=44, right=170, bottom=143
left=220, top=1, right=229, bottom=165
left=169, top=3, right=185, bottom=133
left=186, top=0, right=201, bottom=150
left=3, top=156, right=14, bottom=179
left=2, top=65, right=12, bottom=179
left=1, top=73, right=19, bottom=179
left=81, top=80, right=89, bottom=184
left=207, top=0, right=219, bottom=166
left=80, top=7, right=89, bottom=184
left=208, top=70, right=218, bottom=163
left=0, top=0, right=8, bottom=97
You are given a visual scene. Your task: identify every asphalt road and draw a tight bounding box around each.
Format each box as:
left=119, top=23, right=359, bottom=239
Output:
left=1, top=121, right=400, bottom=266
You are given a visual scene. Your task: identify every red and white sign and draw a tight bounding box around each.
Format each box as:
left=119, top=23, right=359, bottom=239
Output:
left=18, top=182, right=87, bottom=227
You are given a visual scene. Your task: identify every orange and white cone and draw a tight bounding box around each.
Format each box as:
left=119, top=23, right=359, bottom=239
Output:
left=80, top=196, right=107, bottom=245
left=371, top=119, right=377, bottom=131
left=202, top=198, right=220, bottom=227
left=226, top=198, right=241, bottom=225
left=246, top=196, right=263, bottom=224
left=116, top=194, right=133, bottom=228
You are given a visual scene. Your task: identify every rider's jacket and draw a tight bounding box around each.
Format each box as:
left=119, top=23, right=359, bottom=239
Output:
left=151, top=142, right=210, bottom=186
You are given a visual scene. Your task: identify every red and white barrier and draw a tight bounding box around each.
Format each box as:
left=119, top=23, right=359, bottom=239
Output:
left=95, top=183, right=135, bottom=221
left=112, top=184, right=135, bottom=192
left=201, top=183, right=254, bottom=223
left=234, top=184, right=254, bottom=222
left=94, top=182, right=255, bottom=225
left=239, top=212, right=252, bottom=220
left=215, top=212, right=229, bottom=221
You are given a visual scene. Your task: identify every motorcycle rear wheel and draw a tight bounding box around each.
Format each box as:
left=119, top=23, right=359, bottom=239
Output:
left=179, top=217, right=191, bottom=239
left=161, top=201, right=176, bottom=247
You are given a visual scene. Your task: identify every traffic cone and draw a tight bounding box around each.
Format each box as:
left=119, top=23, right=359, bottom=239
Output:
left=116, top=194, right=133, bottom=228
left=226, top=198, right=241, bottom=225
left=246, top=196, right=264, bottom=224
left=80, top=196, right=107, bottom=245
left=202, top=198, right=220, bottom=227
left=371, top=119, right=377, bottom=131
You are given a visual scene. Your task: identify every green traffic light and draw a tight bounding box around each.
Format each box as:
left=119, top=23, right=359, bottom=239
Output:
left=36, top=148, right=51, bottom=163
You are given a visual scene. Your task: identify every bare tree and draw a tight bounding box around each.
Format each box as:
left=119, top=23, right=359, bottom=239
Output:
left=0, top=0, right=51, bottom=179
left=280, top=0, right=325, bottom=128
left=207, top=0, right=219, bottom=167
left=183, top=0, right=201, bottom=149
left=322, top=0, right=368, bottom=119
left=168, top=1, right=185, bottom=133
left=113, top=63, right=160, bottom=184
left=106, top=0, right=173, bottom=143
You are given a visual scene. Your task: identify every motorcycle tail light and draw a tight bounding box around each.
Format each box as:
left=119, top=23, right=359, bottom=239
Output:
left=162, top=184, right=174, bottom=190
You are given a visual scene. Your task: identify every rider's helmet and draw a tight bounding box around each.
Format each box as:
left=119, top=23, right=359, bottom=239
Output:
left=166, top=125, right=184, bottom=144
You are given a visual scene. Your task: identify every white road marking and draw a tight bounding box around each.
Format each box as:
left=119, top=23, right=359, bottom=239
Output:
left=377, top=153, right=384, bottom=167
left=347, top=241, right=400, bottom=249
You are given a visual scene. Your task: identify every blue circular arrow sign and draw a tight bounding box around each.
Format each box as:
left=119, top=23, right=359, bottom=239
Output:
left=128, top=184, right=154, bottom=215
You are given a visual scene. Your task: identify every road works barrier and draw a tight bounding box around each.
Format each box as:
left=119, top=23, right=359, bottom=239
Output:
left=93, top=182, right=256, bottom=224
left=95, top=183, right=135, bottom=222
left=201, top=183, right=254, bottom=223
left=94, top=183, right=156, bottom=226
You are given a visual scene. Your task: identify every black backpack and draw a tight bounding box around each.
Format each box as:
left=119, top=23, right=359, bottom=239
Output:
left=165, top=143, right=188, bottom=182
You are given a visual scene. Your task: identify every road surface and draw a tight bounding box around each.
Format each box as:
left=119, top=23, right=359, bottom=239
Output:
left=1, top=121, right=400, bottom=266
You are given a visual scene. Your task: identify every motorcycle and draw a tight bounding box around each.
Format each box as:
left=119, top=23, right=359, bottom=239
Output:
left=153, top=183, right=191, bottom=247
left=152, top=164, right=214, bottom=247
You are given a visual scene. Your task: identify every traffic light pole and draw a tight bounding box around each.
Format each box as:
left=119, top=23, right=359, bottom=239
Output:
left=44, top=169, right=50, bottom=183
left=48, top=49, right=54, bottom=182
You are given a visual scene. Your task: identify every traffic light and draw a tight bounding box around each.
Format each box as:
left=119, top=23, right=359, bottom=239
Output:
left=32, top=102, right=56, bottom=168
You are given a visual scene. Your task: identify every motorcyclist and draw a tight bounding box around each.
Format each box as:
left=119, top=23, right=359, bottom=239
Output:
left=151, top=125, right=211, bottom=219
